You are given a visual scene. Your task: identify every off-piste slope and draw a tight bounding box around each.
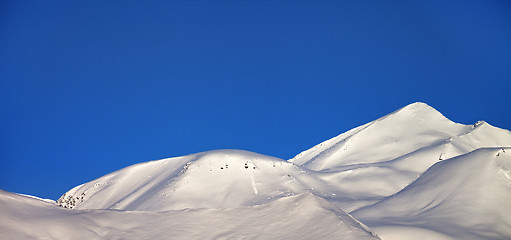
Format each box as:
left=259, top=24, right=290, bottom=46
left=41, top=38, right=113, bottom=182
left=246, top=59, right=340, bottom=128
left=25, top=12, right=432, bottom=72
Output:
left=4, top=102, right=510, bottom=239
left=0, top=190, right=380, bottom=240
left=290, top=102, right=511, bottom=211
left=57, top=102, right=511, bottom=214
left=57, top=150, right=337, bottom=211
left=352, top=147, right=511, bottom=240
left=291, top=102, right=469, bottom=168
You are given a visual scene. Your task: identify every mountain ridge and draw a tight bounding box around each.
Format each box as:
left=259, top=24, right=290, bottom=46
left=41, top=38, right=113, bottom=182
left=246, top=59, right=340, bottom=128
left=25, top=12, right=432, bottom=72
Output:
left=2, top=102, right=510, bottom=239
left=57, top=149, right=338, bottom=211
left=1, top=190, right=381, bottom=240
left=57, top=102, right=511, bottom=214
left=352, top=147, right=511, bottom=240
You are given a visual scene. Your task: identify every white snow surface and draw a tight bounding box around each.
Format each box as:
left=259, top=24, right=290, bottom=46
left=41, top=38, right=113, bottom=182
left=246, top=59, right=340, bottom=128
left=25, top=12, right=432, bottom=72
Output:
left=1, top=102, right=510, bottom=239
left=57, top=150, right=337, bottom=211
left=352, top=147, right=511, bottom=240
left=0, top=190, right=379, bottom=240
left=291, top=102, right=511, bottom=211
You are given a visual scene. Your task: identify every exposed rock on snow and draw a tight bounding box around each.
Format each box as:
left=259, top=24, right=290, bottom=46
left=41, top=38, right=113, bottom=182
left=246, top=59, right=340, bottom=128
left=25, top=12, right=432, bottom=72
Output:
left=290, top=102, right=511, bottom=211
left=1, top=102, right=510, bottom=239
left=56, top=150, right=337, bottom=211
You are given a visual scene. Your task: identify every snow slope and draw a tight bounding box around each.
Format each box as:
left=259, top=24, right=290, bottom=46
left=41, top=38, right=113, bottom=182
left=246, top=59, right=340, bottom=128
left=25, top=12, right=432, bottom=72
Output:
left=352, top=147, right=511, bottom=240
left=59, top=103, right=511, bottom=213
left=0, top=190, right=380, bottom=240
left=2, top=102, right=510, bottom=239
left=291, top=102, right=511, bottom=211
left=291, top=102, right=469, bottom=168
left=57, top=150, right=339, bottom=211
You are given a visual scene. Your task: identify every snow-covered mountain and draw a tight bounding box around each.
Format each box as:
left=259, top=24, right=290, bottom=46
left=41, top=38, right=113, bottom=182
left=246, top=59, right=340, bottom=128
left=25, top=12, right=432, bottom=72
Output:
left=0, top=190, right=379, bottom=239
left=57, top=150, right=337, bottom=211
left=352, top=147, right=511, bottom=240
left=1, top=102, right=510, bottom=239
left=291, top=102, right=511, bottom=211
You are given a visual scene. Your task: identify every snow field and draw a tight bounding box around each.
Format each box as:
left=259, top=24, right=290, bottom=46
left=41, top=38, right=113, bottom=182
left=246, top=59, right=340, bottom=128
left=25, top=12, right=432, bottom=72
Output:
left=2, top=102, right=511, bottom=239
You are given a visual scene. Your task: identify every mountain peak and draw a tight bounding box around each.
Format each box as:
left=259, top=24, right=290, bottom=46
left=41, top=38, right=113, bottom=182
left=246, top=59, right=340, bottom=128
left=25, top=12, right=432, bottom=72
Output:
left=56, top=149, right=334, bottom=211
left=399, top=102, right=436, bottom=113
left=291, top=102, right=466, bottom=168
left=3, top=102, right=511, bottom=239
left=385, top=102, right=446, bottom=121
left=402, top=101, right=431, bottom=109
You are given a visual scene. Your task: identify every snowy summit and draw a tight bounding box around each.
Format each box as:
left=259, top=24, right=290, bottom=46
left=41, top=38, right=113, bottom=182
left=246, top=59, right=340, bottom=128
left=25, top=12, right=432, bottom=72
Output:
left=1, top=102, right=510, bottom=240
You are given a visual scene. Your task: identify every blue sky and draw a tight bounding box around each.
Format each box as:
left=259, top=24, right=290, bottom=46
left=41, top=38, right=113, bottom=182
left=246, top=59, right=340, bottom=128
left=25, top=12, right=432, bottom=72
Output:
left=1, top=0, right=510, bottom=200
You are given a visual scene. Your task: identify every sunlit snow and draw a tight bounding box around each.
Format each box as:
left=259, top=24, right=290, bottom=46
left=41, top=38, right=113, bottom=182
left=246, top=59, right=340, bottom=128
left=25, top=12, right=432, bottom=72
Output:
left=1, top=102, right=510, bottom=239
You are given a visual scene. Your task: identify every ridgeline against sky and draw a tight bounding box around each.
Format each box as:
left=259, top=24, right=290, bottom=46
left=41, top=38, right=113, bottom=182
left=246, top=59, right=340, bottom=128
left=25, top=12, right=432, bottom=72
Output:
left=2, top=102, right=510, bottom=239
left=1, top=1, right=510, bottom=200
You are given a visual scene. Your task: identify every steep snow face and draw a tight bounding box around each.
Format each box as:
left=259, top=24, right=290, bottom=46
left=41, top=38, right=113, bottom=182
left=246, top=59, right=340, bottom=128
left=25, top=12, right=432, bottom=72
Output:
left=57, top=150, right=336, bottom=211
left=0, top=190, right=380, bottom=240
left=352, top=148, right=511, bottom=240
left=290, top=102, right=469, bottom=168
left=57, top=103, right=511, bottom=214
left=290, top=102, right=511, bottom=211
left=9, top=102, right=509, bottom=239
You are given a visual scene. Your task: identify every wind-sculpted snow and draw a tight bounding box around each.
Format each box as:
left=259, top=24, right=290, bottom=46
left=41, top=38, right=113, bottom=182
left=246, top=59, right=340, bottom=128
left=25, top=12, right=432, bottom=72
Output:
left=0, top=190, right=380, bottom=240
left=290, top=102, right=469, bottom=168
left=57, top=150, right=338, bottom=211
left=290, top=102, right=511, bottom=211
left=2, top=102, right=511, bottom=239
left=352, top=148, right=511, bottom=240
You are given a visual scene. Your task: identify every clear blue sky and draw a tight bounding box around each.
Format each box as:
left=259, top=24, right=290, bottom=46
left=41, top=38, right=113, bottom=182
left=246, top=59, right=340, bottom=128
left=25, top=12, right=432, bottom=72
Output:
left=1, top=0, right=510, bottom=200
